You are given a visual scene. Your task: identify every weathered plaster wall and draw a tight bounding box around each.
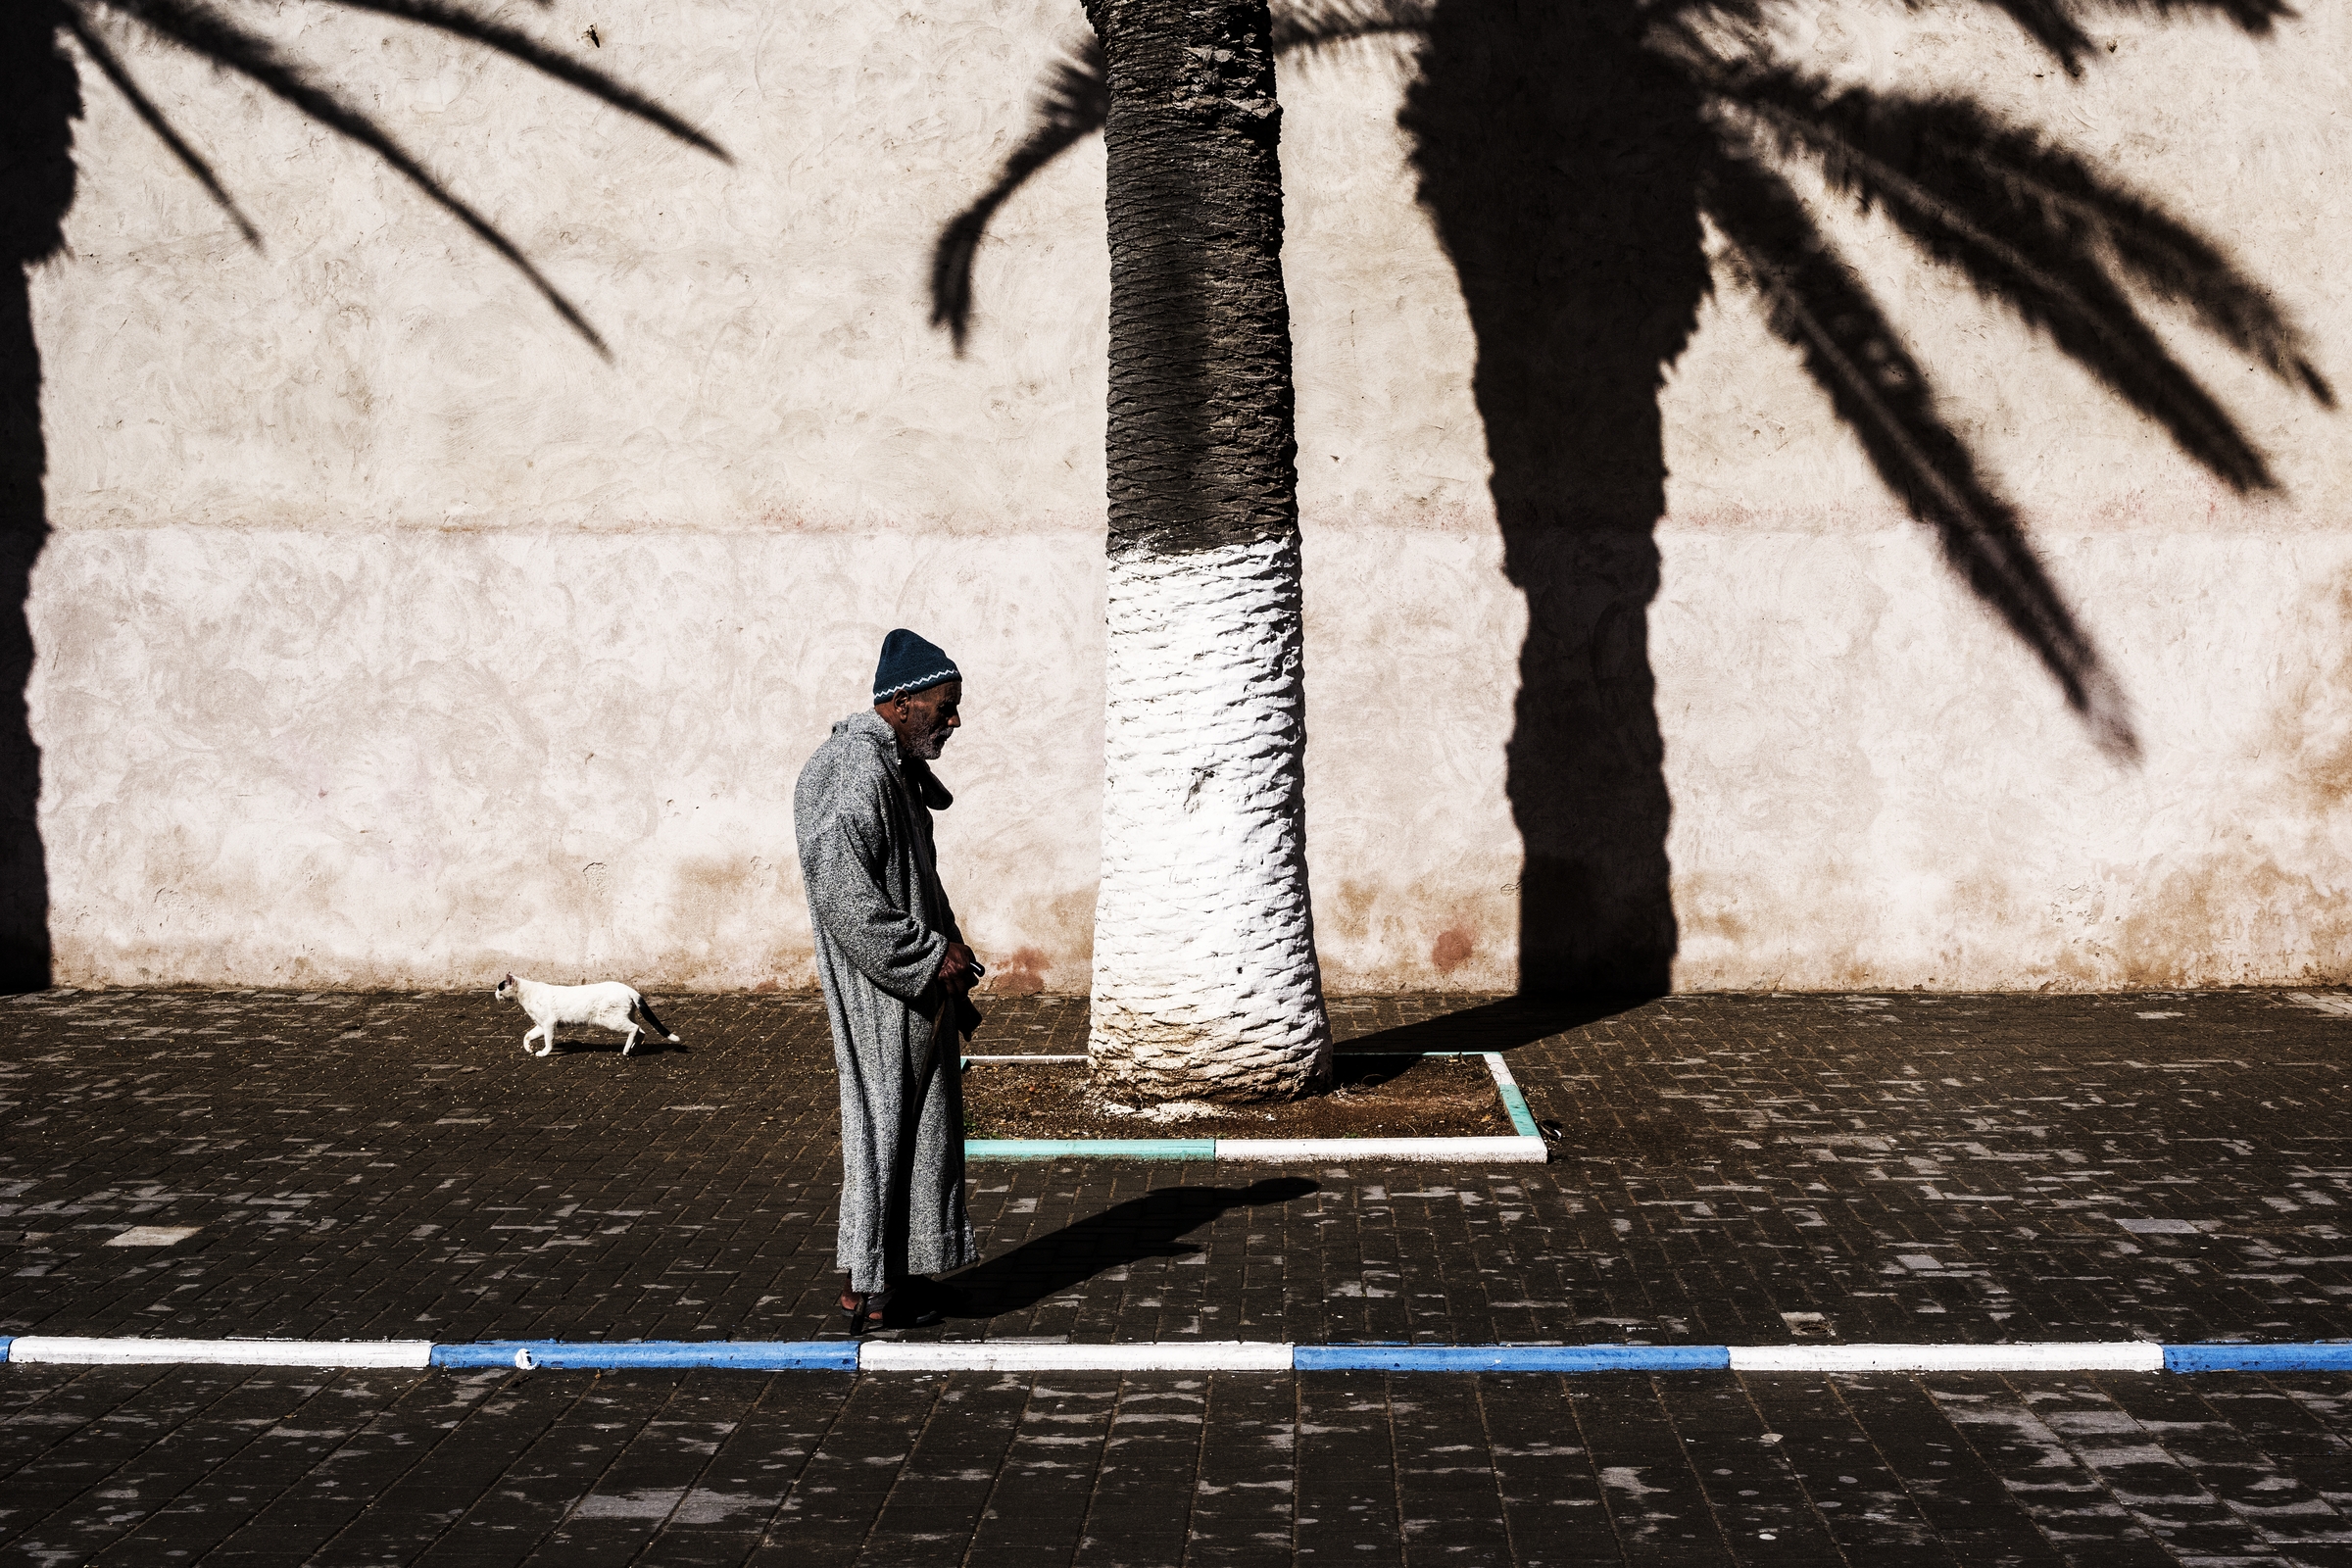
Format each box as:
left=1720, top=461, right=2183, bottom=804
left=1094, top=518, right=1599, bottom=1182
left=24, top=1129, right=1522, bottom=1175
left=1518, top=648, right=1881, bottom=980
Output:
left=24, top=0, right=2352, bottom=991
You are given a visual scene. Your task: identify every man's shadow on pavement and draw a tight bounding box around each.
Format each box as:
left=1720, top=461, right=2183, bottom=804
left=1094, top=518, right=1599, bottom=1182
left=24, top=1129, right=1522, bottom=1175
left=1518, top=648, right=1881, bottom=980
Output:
left=946, top=1177, right=1317, bottom=1318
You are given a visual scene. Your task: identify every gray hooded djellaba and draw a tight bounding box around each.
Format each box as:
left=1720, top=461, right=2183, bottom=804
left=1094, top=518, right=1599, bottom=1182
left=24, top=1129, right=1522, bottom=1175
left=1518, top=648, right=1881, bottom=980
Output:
left=794, top=708, right=978, bottom=1292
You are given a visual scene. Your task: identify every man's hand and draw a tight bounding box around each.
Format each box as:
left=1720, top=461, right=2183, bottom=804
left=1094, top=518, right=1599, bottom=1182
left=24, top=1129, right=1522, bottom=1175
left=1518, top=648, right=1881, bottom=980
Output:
left=938, top=942, right=978, bottom=992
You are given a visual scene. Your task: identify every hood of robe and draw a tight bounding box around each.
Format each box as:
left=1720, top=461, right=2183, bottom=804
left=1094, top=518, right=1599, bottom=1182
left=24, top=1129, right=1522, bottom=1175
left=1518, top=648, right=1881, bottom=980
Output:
left=834, top=709, right=955, bottom=810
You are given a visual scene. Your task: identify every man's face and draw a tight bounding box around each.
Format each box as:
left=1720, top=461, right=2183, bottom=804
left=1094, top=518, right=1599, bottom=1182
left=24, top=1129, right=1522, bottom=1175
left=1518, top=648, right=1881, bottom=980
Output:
left=882, top=680, right=962, bottom=760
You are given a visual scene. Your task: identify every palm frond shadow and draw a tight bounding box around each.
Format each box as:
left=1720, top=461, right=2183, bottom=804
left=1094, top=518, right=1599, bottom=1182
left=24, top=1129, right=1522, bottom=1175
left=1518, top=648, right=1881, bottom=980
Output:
left=1913, top=0, right=2293, bottom=76
left=0, top=1, right=723, bottom=988
left=933, top=0, right=2330, bottom=993
left=933, top=36, right=1106, bottom=354
left=83, top=0, right=727, bottom=357
left=1704, top=154, right=2140, bottom=756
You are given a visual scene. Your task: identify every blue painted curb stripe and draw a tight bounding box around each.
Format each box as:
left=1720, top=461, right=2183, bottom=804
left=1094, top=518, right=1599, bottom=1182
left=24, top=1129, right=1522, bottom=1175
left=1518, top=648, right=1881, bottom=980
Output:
left=0, top=1338, right=11, bottom=1363
left=964, top=1139, right=1215, bottom=1160
left=1298, top=1344, right=1730, bottom=1372
left=430, top=1341, right=857, bottom=1371
left=2165, top=1343, right=2352, bottom=1372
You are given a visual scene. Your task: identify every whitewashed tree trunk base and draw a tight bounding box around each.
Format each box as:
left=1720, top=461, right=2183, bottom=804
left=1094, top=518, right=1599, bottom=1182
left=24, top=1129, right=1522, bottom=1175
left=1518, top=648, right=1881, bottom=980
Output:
left=1090, top=534, right=1332, bottom=1102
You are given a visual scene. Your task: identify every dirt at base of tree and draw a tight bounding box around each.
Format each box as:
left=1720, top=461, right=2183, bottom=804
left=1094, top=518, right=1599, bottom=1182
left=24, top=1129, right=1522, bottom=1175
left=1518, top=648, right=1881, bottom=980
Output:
left=961, top=1052, right=1513, bottom=1141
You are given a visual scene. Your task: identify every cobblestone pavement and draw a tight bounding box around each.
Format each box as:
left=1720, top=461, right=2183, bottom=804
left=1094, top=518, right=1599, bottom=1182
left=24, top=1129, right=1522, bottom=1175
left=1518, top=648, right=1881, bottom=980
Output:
left=3, top=987, right=2351, bottom=1562
left=1, top=1366, right=2347, bottom=1565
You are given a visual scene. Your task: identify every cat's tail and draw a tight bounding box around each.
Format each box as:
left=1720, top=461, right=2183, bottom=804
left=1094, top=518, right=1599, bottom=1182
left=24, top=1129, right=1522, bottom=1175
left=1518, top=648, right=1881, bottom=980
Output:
left=632, top=991, right=681, bottom=1044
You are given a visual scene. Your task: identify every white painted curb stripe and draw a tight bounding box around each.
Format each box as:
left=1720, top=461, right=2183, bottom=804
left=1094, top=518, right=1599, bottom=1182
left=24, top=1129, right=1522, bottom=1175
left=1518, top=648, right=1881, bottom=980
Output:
left=1209, top=1136, right=1547, bottom=1163
left=8, top=1337, right=431, bottom=1369
left=861, top=1341, right=1296, bottom=1373
left=1729, top=1342, right=2164, bottom=1373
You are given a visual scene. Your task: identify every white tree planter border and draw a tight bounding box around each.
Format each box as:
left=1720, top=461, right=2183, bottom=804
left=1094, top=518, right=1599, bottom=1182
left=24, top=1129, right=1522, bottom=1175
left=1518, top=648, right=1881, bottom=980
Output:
left=958, top=1050, right=1549, bottom=1163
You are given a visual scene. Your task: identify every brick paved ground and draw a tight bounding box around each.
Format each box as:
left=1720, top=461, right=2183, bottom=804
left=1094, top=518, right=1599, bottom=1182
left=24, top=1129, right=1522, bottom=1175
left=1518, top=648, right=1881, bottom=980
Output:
left=0, top=1366, right=2347, bottom=1564
left=3, top=987, right=2351, bottom=1562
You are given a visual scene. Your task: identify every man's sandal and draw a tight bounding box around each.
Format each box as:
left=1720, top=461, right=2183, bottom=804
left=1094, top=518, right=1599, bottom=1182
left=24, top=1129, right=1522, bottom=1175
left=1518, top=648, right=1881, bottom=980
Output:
left=838, top=1288, right=948, bottom=1333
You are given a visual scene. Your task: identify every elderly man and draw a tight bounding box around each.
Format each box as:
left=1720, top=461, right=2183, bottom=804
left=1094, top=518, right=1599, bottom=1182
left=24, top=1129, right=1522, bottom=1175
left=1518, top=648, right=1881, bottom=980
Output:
left=795, top=629, right=982, bottom=1332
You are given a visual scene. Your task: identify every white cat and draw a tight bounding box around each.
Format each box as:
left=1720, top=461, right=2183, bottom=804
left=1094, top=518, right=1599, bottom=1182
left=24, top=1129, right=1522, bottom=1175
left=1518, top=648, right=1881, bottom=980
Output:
left=493, top=973, right=680, bottom=1056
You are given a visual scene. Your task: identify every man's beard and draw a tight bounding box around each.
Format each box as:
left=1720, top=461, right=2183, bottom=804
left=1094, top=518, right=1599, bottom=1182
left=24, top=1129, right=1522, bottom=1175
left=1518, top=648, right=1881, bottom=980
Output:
left=906, top=725, right=952, bottom=761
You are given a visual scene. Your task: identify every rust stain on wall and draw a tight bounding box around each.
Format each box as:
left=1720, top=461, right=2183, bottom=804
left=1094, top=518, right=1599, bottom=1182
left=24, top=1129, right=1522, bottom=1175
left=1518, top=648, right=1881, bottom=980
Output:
left=2116, top=856, right=2352, bottom=987
left=967, top=888, right=1095, bottom=996
left=985, top=945, right=1049, bottom=997
left=2280, top=570, right=2352, bottom=815
left=1312, top=877, right=1514, bottom=991
left=1674, top=874, right=1750, bottom=950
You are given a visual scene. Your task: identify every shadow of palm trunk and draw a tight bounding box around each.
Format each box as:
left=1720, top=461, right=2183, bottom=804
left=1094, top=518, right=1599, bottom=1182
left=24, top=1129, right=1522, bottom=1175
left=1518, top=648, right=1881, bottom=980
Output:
left=1402, top=0, right=1710, bottom=997
left=0, top=268, right=53, bottom=992
left=0, top=13, right=76, bottom=994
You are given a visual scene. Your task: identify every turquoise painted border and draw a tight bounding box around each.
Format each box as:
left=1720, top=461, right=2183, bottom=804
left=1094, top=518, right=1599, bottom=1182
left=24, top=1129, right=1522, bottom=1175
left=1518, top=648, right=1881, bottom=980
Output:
left=1494, top=1084, right=1541, bottom=1138
left=963, top=1138, right=1213, bottom=1160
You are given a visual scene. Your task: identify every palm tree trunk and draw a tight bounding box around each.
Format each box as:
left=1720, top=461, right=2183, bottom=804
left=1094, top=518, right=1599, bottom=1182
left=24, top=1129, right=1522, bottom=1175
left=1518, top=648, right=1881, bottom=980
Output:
left=1082, top=0, right=1331, bottom=1102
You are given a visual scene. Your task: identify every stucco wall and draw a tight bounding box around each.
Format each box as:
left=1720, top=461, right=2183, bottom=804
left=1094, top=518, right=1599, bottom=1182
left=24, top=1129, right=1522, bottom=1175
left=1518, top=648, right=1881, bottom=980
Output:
left=24, top=0, right=2352, bottom=992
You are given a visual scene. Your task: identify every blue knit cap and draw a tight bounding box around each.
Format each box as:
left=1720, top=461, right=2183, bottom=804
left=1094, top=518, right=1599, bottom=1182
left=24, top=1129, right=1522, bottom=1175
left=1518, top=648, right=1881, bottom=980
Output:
left=872, top=628, right=961, bottom=703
